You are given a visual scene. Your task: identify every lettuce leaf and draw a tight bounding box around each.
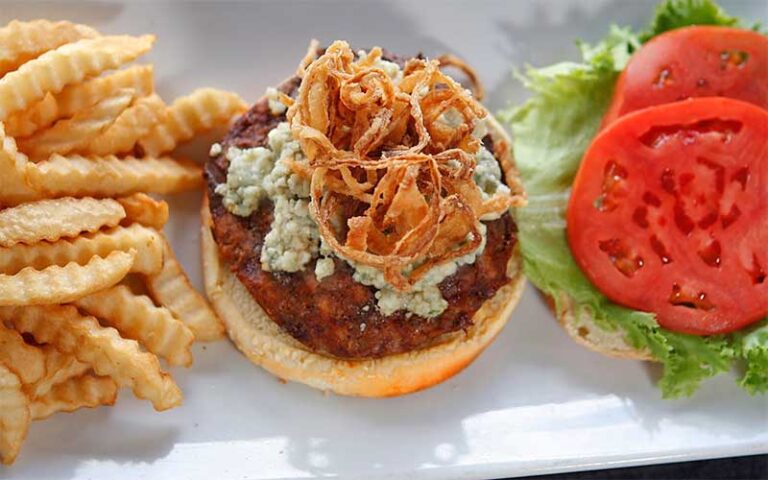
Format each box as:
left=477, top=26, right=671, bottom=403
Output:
left=499, top=0, right=767, bottom=397
left=640, top=0, right=738, bottom=40
left=733, top=319, right=768, bottom=394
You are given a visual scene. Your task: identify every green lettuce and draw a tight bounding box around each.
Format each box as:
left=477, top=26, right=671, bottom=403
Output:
left=733, top=319, right=768, bottom=394
left=499, top=0, right=767, bottom=397
left=640, top=0, right=738, bottom=40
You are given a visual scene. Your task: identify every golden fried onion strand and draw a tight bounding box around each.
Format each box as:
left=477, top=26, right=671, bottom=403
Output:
left=437, top=53, right=486, bottom=101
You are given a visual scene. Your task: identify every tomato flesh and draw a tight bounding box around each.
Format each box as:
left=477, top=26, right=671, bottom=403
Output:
left=603, top=26, right=768, bottom=126
left=568, top=98, right=768, bottom=335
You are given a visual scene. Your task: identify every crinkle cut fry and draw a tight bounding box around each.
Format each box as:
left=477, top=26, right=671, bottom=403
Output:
left=0, top=19, right=99, bottom=77
left=0, top=304, right=182, bottom=411
left=0, top=250, right=135, bottom=306
left=144, top=237, right=225, bottom=341
left=0, top=34, right=155, bottom=121
left=0, top=364, right=29, bottom=465
left=0, top=123, right=40, bottom=206
left=86, top=93, right=167, bottom=156
left=0, top=323, right=45, bottom=384
left=75, top=285, right=195, bottom=367
left=138, top=88, right=247, bottom=156
left=26, top=346, right=90, bottom=399
left=30, top=374, right=118, bottom=420
left=117, top=193, right=169, bottom=230
left=0, top=224, right=164, bottom=276
left=0, top=196, right=125, bottom=248
left=287, top=41, right=523, bottom=290
left=17, top=87, right=135, bottom=159
left=28, top=154, right=203, bottom=197
left=4, top=92, right=59, bottom=137
left=55, top=64, right=154, bottom=118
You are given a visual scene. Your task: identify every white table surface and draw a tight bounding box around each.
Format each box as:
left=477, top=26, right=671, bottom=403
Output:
left=1, top=1, right=766, bottom=479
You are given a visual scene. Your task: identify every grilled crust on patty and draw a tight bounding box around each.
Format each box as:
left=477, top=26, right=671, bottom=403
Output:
left=204, top=58, right=520, bottom=360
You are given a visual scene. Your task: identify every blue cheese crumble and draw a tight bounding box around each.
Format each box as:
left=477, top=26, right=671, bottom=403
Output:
left=216, top=122, right=316, bottom=272
left=265, top=87, right=288, bottom=116
left=314, top=257, right=336, bottom=281
left=349, top=223, right=487, bottom=318
left=474, top=146, right=511, bottom=220
left=356, top=50, right=403, bottom=82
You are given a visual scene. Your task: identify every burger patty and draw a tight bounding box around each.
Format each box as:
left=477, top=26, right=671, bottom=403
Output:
left=204, top=58, right=519, bottom=360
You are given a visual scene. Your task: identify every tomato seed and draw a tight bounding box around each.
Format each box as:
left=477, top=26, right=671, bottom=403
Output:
left=643, top=191, right=662, bottom=207
left=721, top=204, right=742, bottom=229
left=598, top=238, right=644, bottom=277
left=669, top=284, right=714, bottom=311
left=719, top=50, right=749, bottom=70
left=674, top=202, right=695, bottom=235
left=661, top=168, right=676, bottom=194
left=654, top=66, right=674, bottom=88
left=731, top=166, right=749, bottom=190
left=697, top=157, right=725, bottom=193
left=698, top=239, right=722, bottom=268
left=650, top=235, right=673, bottom=264
left=747, top=254, right=766, bottom=285
left=697, top=211, right=719, bottom=229
left=632, top=206, right=649, bottom=228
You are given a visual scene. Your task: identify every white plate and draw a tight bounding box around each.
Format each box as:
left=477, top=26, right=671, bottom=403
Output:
left=2, top=1, right=767, bottom=479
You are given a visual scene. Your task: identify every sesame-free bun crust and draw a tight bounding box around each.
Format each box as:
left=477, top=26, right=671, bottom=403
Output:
left=202, top=201, right=525, bottom=397
left=546, top=292, right=654, bottom=361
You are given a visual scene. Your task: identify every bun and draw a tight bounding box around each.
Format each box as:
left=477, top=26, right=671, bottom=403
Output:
left=546, top=292, right=654, bottom=361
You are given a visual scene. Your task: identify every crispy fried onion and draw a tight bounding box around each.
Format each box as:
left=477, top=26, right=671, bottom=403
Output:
left=437, top=53, right=485, bottom=101
left=288, top=41, right=521, bottom=291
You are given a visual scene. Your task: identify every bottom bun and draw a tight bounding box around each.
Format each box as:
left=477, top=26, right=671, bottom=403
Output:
left=547, top=292, right=654, bottom=361
left=201, top=199, right=526, bottom=397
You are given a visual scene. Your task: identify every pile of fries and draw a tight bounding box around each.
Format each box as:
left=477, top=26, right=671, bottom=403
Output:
left=0, top=19, right=246, bottom=464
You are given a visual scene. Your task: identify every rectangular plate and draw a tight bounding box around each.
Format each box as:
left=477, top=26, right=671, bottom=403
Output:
left=2, top=1, right=767, bottom=479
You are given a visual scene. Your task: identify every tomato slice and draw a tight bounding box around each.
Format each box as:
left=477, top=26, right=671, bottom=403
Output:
left=603, top=26, right=768, bottom=126
left=568, top=97, right=767, bottom=335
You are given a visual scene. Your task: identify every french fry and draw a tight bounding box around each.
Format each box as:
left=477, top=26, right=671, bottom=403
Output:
left=117, top=193, right=169, bottom=230
left=0, top=364, right=29, bottom=465
left=87, top=93, right=167, bottom=156
left=0, top=324, right=45, bottom=384
left=76, top=285, right=194, bottom=367
left=0, top=224, right=164, bottom=276
left=139, top=88, right=246, bottom=156
left=0, top=123, right=39, bottom=206
left=56, top=64, right=154, bottom=118
left=28, top=154, right=202, bottom=197
left=0, top=249, right=135, bottom=306
left=4, top=92, right=59, bottom=137
left=18, top=88, right=135, bottom=159
left=0, top=34, right=155, bottom=121
left=145, top=238, right=225, bottom=341
left=0, top=197, right=125, bottom=247
left=0, top=19, right=99, bottom=77
left=30, top=374, right=118, bottom=421
left=25, top=346, right=90, bottom=398
left=0, top=304, right=183, bottom=411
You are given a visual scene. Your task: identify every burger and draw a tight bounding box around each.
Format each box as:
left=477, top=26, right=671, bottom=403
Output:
left=202, top=41, right=526, bottom=397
